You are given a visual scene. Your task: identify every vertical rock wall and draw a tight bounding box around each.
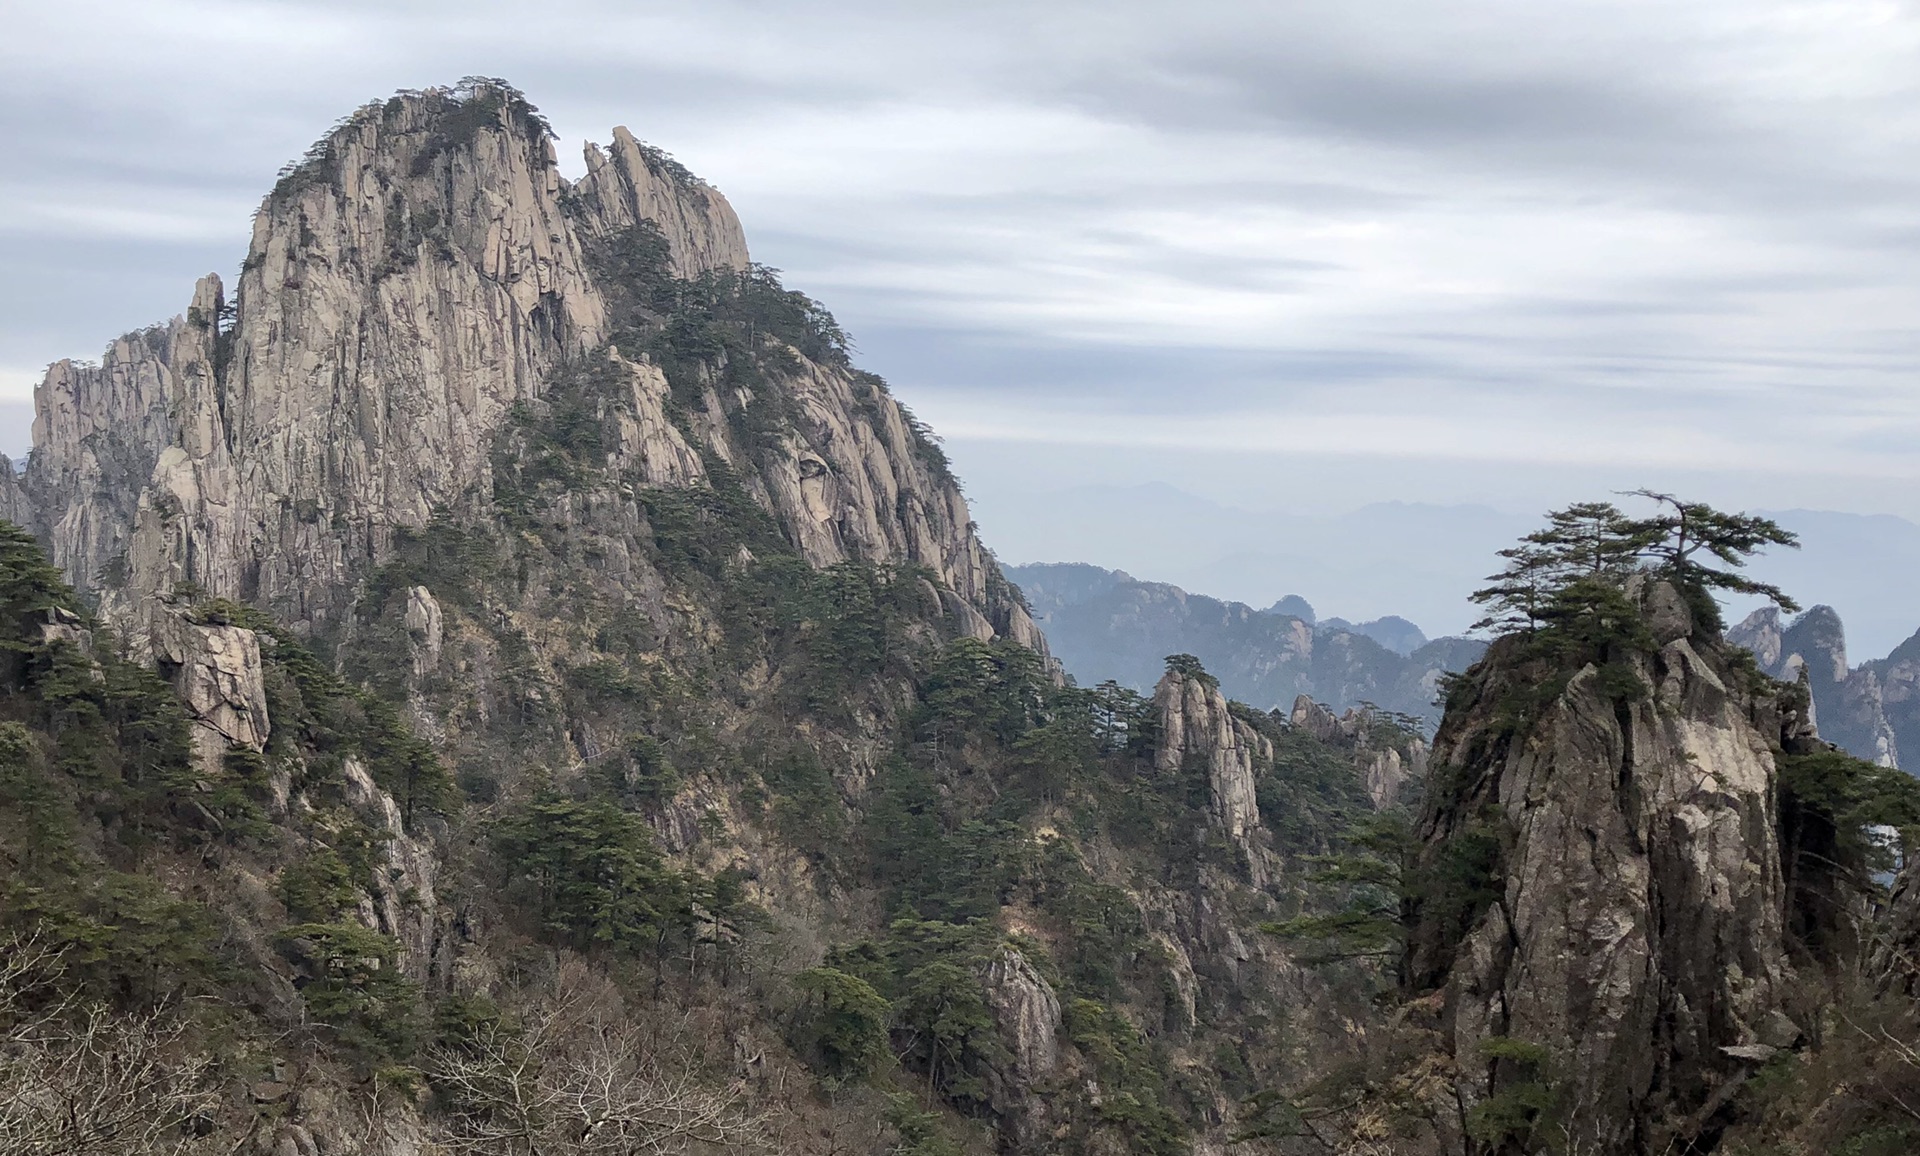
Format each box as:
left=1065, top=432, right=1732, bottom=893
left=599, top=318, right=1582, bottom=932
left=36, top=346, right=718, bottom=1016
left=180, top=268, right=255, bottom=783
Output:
left=14, top=80, right=1040, bottom=655
left=1730, top=605, right=1902, bottom=767
left=1410, top=583, right=1812, bottom=1152
left=1155, top=670, right=1275, bottom=884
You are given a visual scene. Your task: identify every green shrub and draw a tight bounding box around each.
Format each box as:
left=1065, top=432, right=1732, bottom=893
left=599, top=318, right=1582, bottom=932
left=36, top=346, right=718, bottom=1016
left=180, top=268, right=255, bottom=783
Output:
left=1064, top=998, right=1190, bottom=1156
left=278, top=846, right=362, bottom=922
left=792, top=966, right=892, bottom=1081
left=279, top=921, right=421, bottom=1061
left=493, top=792, right=693, bottom=954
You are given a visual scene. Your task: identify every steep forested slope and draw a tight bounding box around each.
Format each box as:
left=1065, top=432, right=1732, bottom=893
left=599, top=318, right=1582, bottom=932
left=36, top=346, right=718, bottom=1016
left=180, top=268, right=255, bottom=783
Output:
left=10, top=80, right=1920, bottom=1156
left=0, top=80, right=1421, bottom=1156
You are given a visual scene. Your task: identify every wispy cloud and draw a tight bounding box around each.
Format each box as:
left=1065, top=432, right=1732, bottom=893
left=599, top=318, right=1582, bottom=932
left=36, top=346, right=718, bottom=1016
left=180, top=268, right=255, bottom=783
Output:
left=5, top=0, right=1920, bottom=513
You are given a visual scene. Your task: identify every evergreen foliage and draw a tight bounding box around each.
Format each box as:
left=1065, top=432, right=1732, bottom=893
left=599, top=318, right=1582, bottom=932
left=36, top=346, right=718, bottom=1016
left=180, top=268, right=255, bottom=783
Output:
left=492, top=791, right=692, bottom=954
left=1064, top=997, right=1189, bottom=1156
left=1777, top=748, right=1920, bottom=954
left=199, top=599, right=453, bottom=827
left=791, top=966, right=892, bottom=1081
left=1263, top=813, right=1413, bottom=963
left=1471, top=496, right=1798, bottom=635
left=0, top=522, right=226, bottom=1005
left=278, top=922, right=422, bottom=1062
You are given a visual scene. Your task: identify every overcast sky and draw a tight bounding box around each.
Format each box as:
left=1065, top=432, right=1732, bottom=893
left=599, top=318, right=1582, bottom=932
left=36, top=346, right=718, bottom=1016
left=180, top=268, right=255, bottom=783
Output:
left=7, top=1, right=1920, bottom=631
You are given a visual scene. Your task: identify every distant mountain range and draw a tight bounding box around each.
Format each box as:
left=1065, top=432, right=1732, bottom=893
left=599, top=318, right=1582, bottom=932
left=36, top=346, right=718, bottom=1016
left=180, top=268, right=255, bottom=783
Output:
left=971, top=483, right=1920, bottom=659
left=1011, top=560, right=1920, bottom=773
left=1006, top=562, right=1485, bottom=725
left=1729, top=605, right=1920, bottom=771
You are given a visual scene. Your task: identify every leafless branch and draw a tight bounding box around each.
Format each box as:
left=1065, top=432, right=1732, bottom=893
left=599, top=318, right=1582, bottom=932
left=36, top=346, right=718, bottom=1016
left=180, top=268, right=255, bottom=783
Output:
left=0, top=936, right=226, bottom=1156
left=428, top=963, right=770, bottom=1155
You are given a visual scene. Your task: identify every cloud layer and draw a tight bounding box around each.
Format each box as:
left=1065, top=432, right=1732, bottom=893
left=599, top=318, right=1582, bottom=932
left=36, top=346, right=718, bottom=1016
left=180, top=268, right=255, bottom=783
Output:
left=6, top=1, right=1920, bottom=536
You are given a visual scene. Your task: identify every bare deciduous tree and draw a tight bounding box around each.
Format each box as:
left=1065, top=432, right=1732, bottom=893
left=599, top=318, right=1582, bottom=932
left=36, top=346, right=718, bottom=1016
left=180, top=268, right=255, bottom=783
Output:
left=429, top=962, right=770, bottom=1155
left=0, top=936, right=226, bottom=1156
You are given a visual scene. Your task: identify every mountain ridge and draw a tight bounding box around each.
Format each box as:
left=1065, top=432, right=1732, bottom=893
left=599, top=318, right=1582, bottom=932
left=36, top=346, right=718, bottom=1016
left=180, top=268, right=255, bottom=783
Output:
left=1008, top=560, right=1485, bottom=725
left=0, top=79, right=1401, bottom=1156
left=5, top=77, right=1918, bottom=1156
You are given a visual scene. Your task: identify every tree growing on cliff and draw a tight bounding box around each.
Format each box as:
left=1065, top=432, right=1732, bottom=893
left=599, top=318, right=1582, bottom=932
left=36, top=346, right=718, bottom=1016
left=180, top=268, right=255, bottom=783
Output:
left=1625, top=489, right=1800, bottom=615
left=1470, top=495, right=1799, bottom=635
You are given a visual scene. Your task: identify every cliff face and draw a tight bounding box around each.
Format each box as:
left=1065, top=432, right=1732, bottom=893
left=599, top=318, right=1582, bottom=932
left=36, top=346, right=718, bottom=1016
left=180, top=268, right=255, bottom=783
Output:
left=22, top=318, right=195, bottom=594
left=1870, top=632, right=1920, bottom=773
left=1728, top=604, right=1908, bottom=768
left=1410, top=583, right=1815, bottom=1152
left=20, top=80, right=1036, bottom=653
left=1154, top=668, right=1276, bottom=882
left=1289, top=694, right=1429, bottom=808
left=7, top=82, right=1407, bottom=1156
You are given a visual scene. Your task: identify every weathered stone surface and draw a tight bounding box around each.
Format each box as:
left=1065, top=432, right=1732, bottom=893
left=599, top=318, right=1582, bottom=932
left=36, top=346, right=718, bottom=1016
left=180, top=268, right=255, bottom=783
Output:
left=16, top=81, right=1038, bottom=662
left=1355, top=746, right=1416, bottom=810
left=1728, top=606, right=1785, bottom=671
left=1289, top=695, right=1344, bottom=744
left=0, top=457, right=27, bottom=527
left=1411, top=582, right=1810, bottom=1152
left=403, top=585, right=443, bottom=676
left=20, top=315, right=191, bottom=599
left=980, top=945, right=1063, bottom=1145
left=573, top=125, right=750, bottom=277
left=1156, top=670, right=1273, bottom=882
left=1731, top=604, right=1903, bottom=767
left=340, top=757, right=443, bottom=984
left=1290, top=694, right=1428, bottom=808
left=150, top=606, right=270, bottom=776
left=1645, top=576, right=1694, bottom=644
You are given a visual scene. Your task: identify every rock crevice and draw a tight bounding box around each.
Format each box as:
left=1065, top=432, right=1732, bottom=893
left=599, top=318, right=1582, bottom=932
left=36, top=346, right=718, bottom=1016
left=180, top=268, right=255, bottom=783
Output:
left=1410, top=582, right=1814, bottom=1152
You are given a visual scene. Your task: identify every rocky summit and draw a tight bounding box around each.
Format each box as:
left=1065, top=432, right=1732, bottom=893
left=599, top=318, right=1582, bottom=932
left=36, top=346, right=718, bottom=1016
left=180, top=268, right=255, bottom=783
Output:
left=3, top=80, right=1920, bottom=1156
left=1728, top=602, right=1920, bottom=771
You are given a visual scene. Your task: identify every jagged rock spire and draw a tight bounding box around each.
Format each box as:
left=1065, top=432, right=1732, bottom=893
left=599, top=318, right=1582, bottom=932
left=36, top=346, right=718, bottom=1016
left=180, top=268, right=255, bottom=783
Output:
left=11, top=81, right=1043, bottom=655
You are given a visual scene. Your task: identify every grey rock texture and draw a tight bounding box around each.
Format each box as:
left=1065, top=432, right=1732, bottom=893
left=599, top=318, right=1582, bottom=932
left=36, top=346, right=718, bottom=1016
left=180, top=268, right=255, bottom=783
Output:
left=149, top=605, right=271, bottom=774
left=1410, top=582, right=1818, bottom=1152
left=16, top=81, right=1037, bottom=655
left=1870, top=631, right=1920, bottom=773
left=1289, top=694, right=1429, bottom=808
left=574, top=125, right=750, bottom=277
left=341, top=756, right=446, bottom=985
left=1155, top=669, right=1276, bottom=884
left=1729, top=605, right=1905, bottom=767
left=979, top=945, right=1063, bottom=1146
left=403, top=585, right=444, bottom=676
left=24, top=319, right=192, bottom=597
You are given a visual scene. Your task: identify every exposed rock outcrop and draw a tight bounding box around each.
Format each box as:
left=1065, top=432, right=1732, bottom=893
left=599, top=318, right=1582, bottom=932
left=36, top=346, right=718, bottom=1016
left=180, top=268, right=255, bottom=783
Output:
left=1869, top=631, right=1920, bottom=772
left=17, top=80, right=1036, bottom=655
left=1730, top=605, right=1902, bottom=767
left=0, top=80, right=1400, bottom=1156
left=1410, top=582, right=1815, bottom=1152
left=24, top=319, right=190, bottom=596
left=1155, top=668, right=1275, bottom=883
left=403, top=585, right=443, bottom=676
left=341, top=757, right=445, bottom=984
left=1289, top=695, right=1428, bottom=808
left=979, top=946, right=1063, bottom=1146
left=149, top=605, right=271, bottom=773
left=573, top=125, right=750, bottom=277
